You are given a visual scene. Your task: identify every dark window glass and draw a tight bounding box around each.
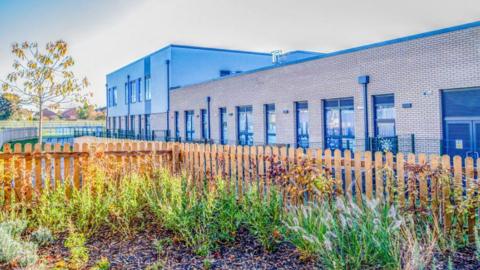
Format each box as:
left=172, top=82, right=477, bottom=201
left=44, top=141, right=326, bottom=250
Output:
left=185, top=110, right=195, bottom=141
left=137, top=79, right=142, bottom=102
left=130, top=115, right=135, bottom=133
left=118, top=116, right=122, bottom=130
left=265, top=104, right=276, bottom=145
left=145, top=76, right=151, bottom=100
left=220, top=108, right=228, bottom=145
left=220, top=70, right=231, bottom=77
left=324, top=98, right=355, bottom=151
left=131, top=80, right=137, bottom=103
left=138, top=115, right=142, bottom=135
left=201, top=109, right=209, bottom=140
left=174, top=111, right=180, bottom=139
left=237, top=106, right=253, bottom=146
left=374, top=95, right=395, bottom=137
left=125, top=116, right=128, bottom=131
left=296, top=102, right=309, bottom=148
left=145, top=114, right=151, bottom=137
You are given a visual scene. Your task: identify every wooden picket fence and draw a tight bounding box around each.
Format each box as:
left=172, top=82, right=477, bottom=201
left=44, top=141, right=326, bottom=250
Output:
left=175, top=143, right=480, bottom=241
left=1, top=139, right=479, bottom=241
left=0, top=142, right=174, bottom=203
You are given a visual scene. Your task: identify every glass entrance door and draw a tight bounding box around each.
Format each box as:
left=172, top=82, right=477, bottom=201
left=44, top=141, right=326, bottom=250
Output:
left=444, top=120, right=480, bottom=159
left=475, top=122, right=480, bottom=159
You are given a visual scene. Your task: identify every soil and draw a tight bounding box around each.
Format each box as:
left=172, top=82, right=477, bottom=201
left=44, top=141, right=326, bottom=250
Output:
left=432, top=247, right=480, bottom=270
left=39, top=225, right=319, bottom=270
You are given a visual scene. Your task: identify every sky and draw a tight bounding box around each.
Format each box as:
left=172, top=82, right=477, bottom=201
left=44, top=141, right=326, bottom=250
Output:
left=0, top=0, right=479, bottom=107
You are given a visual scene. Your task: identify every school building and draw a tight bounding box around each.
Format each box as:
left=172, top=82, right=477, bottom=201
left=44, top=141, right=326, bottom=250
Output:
left=106, top=21, right=480, bottom=157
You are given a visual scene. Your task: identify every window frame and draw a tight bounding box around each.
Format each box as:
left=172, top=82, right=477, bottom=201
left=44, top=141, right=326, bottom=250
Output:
left=219, top=107, right=227, bottom=145
left=145, top=76, right=151, bottom=101
left=295, top=101, right=309, bottom=148
left=130, top=80, right=137, bottom=103
left=373, top=94, right=396, bottom=138
left=323, top=98, right=355, bottom=151
left=201, top=109, right=209, bottom=140
left=237, top=105, right=253, bottom=146
left=185, top=110, right=195, bottom=142
left=265, top=104, right=276, bottom=145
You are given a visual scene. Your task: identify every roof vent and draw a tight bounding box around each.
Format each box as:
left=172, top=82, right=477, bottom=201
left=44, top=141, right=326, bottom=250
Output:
left=271, top=50, right=284, bottom=64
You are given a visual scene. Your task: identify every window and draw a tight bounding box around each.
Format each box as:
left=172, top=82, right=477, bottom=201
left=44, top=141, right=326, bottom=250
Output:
left=137, top=79, right=142, bottom=102
left=237, top=106, right=253, bottom=146
left=174, top=111, right=180, bottom=139
left=107, top=117, right=111, bottom=129
left=138, top=115, right=142, bottom=135
left=125, top=116, right=129, bottom=131
left=130, top=115, right=135, bottom=133
left=220, top=108, right=227, bottom=145
left=145, top=114, right=151, bottom=137
left=125, top=83, right=128, bottom=104
left=145, top=76, right=151, bottom=100
left=112, top=117, right=116, bottom=130
left=201, top=109, right=209, bottom=140
left=112, top=87, right=117, bottom=106
left=185, top=111, right=195, bottom=141
left=118, top=116, right=122, bottom=130
left=107, top=88, right=111, bottom=107
left=220, top=70, right=231, bottom=77
left=296, top=102, right=309, bottom=148
left=324, top=98, right=355, bottom=151
left=265, top=104, right=276, bottom=144
left=131, top=80, right=137, bottom=103
left=374, top=95, right=395, bottom=137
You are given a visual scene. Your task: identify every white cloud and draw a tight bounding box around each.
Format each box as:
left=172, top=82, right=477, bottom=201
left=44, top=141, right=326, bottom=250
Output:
left=1, top=0, right=479, bottom=107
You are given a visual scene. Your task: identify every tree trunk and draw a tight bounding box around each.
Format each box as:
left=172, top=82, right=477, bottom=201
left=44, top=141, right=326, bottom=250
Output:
left=38, top=103, right=43, bottom=145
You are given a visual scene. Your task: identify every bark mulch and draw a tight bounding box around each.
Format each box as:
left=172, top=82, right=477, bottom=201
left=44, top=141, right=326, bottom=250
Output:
left=39, top=225, right=319, bottom=270
left=432, top=247, right=480, bottom=270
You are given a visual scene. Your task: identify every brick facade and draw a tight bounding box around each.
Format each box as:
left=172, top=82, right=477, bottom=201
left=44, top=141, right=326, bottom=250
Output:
left=168, top=26, right=480, bottom=152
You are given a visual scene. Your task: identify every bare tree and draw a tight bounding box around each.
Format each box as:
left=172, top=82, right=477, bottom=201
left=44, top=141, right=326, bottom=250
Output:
left=1, top=41, right=90, bottom=143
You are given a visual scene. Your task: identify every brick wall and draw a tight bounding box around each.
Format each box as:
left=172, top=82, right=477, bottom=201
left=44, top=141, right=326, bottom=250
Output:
left=169, top=26, right=480, bottom=151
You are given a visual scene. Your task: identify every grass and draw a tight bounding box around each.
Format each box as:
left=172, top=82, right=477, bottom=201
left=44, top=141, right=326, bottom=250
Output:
left=0, top=155, right=477, bottom=269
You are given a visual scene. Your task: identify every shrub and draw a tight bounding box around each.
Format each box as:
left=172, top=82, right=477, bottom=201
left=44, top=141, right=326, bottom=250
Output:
left=284, top=199, right=402, bottom=269
left=64, top=229, right=89, bottom=269
left=0, top=220, right=38, bottom=268
left=31, top=226, right=54, bottom=246
left=108, top=175, right=147, bottom=236
left=145, top=172, right=242, bottom=255
left=91, top=257, right=110, bottom=270
left=32, top=184, right=71, bottom=233
left=241, top=189, right=284, bottom=251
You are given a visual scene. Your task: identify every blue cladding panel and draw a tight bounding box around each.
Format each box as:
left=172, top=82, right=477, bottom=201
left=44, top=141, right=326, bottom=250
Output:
left=443, top=88, right=480, bottom=118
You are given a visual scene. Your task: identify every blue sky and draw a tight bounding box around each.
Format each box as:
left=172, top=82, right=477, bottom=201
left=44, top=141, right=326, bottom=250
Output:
left=1, top=0, right=479, bottom=107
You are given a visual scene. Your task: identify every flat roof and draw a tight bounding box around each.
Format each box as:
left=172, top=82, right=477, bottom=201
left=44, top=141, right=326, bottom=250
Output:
left=174, top=20, right=480, bottom=90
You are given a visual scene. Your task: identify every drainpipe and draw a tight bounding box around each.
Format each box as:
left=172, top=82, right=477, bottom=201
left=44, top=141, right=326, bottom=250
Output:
left=166, top=60, right=170, bottom=140
left=127, top=75, right=130, bottom=133
left=358, top=75, right=370, bottom=151
left=206, top=96, right=211, bottom=141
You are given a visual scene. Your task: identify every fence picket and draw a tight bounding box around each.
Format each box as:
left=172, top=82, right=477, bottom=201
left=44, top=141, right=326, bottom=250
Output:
left=334, top=149, right=343, bottom=196
left=13, top=144, right=23, bottom=202
left=418, top=153, right=428, bottom=208
left=344, top=150, right=352, bottom=199
left=375, top=152, right=383, bottom=200
left=24, top=144, right=33, bottom=201
left=354, top=151, right=362, bottom=205
left=465, top=157, right=475, bottom=241
left=441, top=155, right=452, bottom=233
left=365, top=151, right=373, bottom=200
